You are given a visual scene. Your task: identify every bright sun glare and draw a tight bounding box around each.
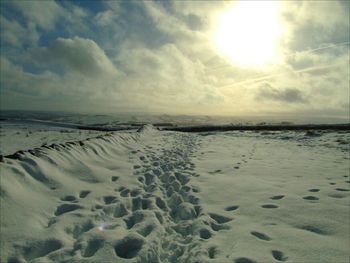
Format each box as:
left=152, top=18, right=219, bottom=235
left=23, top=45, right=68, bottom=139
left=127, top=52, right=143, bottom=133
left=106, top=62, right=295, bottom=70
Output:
left=214, top=1, right=283, bottom=67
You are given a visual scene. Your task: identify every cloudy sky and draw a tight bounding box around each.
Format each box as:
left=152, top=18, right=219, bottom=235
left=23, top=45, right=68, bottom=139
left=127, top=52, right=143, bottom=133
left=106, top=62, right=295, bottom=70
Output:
left=1, top=1, right=349, bottom=119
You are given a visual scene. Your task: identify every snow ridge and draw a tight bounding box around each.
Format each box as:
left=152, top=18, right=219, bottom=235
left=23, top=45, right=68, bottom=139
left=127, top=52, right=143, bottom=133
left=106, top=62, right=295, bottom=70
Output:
left=0, top=130, right=227, bottom=262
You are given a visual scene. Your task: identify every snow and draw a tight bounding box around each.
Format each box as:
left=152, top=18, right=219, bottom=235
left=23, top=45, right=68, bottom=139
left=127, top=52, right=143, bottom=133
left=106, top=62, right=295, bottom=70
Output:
left=0, top=124, right=349, bottom=263
left=0, top=121, right=107, bottom=156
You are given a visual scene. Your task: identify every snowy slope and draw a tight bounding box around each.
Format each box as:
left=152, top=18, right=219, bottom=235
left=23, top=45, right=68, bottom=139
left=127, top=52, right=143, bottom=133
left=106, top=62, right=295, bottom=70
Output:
left=0, top=121, right=107, bottom=156
left=0, top=126, right=349, bottom=263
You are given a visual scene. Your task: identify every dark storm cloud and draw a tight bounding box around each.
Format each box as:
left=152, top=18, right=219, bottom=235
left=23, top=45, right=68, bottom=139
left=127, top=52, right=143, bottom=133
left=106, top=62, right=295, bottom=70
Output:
left=31, top=37, right=117, bottom=77
left=185, top=14, right=205, bottom=31
left=256, top=84, right=308, bottom=103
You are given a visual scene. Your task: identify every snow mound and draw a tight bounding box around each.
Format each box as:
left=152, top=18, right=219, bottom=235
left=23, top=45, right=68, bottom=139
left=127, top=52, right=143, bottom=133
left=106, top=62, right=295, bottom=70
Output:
left=0, top=131, right=210, bottom=262
left=136, top=124, right=158, bottom=133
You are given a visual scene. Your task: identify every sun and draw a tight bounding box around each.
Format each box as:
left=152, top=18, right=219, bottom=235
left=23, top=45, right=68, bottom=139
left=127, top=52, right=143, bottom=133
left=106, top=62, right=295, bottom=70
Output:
left=214, top=1, right=283, bottom=67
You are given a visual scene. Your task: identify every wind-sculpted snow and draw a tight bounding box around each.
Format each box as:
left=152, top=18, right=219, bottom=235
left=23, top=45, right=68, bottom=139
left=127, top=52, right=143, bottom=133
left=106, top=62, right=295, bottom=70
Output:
left=0, top=125, right=349, bottom=262
left=0, top=121, right=108, bottom=156
left=1, top=126, right=215, bottom=262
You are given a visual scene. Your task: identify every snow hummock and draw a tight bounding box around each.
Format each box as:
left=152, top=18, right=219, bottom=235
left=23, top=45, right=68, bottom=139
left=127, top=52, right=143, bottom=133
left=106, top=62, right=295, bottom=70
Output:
left=0, top=121, right=107, bottom=156
left=0, top=125, right=349, bottom=263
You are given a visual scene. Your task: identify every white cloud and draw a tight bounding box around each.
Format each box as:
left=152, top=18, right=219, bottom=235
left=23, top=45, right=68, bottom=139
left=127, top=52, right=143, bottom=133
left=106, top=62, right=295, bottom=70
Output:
left=11, top=0, right=64, bottom=30
left=281, top=1, right=350, bottom=52
left=94, top=10, right=117, bottom=27
left=115, top=43, right=223, bottom=108
left=0, top=15, right=39, bottom=47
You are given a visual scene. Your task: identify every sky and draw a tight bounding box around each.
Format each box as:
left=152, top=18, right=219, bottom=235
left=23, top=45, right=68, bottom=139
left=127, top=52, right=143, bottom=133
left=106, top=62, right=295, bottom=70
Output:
left=0, top=0, right=349, bottom=119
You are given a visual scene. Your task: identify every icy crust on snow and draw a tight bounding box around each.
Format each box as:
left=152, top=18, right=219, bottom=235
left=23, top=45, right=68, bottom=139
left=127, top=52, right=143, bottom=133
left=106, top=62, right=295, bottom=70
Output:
left=0, top=126, right=349, bottom=263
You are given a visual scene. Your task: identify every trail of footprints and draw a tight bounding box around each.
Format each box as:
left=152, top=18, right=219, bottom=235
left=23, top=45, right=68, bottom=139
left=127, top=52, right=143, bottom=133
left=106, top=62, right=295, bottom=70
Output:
left=222, top=201, right=288, bottom=262
left=209, top=144, right=347, bottom=262
left=237, top=174, right=349, bottom=263
left=14, top=132, right=237, bottom=262
left=233, top=181, right=348, bottom=262
left=127, top=133, right=236, bottom=261
left=233, top=145, right=256, bottom=171
left=8, top=134, right=349, bottom=262
left=209, top=144, right=255, bottom=174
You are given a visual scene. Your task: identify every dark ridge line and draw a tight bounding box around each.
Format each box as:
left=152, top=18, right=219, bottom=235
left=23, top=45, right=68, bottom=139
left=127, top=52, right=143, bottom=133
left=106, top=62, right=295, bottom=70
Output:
left=162, top=124, right=350, bottom=132
left=67, top=123, right=350, bottom=132
left=78, top=126, right=135, bottom=131
left=0, top=119, right=173, bottom=131
left=77, top=123, right=171, bottom=131
left=2, top=119, right=349, bottom=132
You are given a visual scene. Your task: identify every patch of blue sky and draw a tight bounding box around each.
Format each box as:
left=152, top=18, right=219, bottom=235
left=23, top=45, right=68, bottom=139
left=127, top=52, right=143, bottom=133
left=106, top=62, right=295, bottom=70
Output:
left=60, top=0, right=106, bottom=14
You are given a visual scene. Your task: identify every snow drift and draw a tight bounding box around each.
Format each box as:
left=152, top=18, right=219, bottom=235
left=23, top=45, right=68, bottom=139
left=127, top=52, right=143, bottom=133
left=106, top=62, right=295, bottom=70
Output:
left=0, top=126, right=349, bottom=263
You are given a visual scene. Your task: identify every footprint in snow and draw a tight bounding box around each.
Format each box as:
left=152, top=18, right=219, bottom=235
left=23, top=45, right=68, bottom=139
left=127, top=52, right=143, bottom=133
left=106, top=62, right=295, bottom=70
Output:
left=250, top=231, right=272, bottom=241
left=81, top=238, right=104, bottom=258
left=303, top=196, right=319, bottom=201
left=199, top=228, right=212, bottom=239
left=60, top=195, right=77, bottom=202
left=225, top=205, right=239, bottom=211
left=261, top=204, right=279, bottom=209
left=114, top=234, right=144, bottom=259
left=335, top=188, right=349, bottom=192
left=208, top=246, right=218, bottom=259
left=55, top=203, right=82, bottom=216
left=209, top=213, right=233, bottom=224
left=103, top=195, right=118, bottom=204
left=271, top=250, right=288, bottom=261
left=234, top=257, right=257, bottom=263
left=79, top=190, right=91, bottom=198
left=308, top=189, right=320, bottom=192
left=270, top=195, right=285, bottom=200
left=17, top=239, right=63, bottom=261
left=111, top=176, right=119, bottom=182
left=117, top=187, right=130, bottom=197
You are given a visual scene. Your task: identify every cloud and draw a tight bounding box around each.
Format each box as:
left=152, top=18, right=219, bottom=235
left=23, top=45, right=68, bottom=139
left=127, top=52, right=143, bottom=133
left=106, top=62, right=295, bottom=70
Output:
left=31, top=37, right=118, bottom=77
left=0, top=16, right=38, bottom=47
left=172, top=1, right=227, bottom=20
left=256, top=84, right=308, bottom=103
left=0, top=56, right=62, bottom=99
left=2, top=1, right=91, bottom=48
left=281, top=1, right=349, bottom=52
left=0, top=15, right=41, bottom=52
left=115, top=43, right=224, bottom=108
left=94, top=10, right=116, bottom=27
left=0, top=56, right=122, bottom=112
left=0, top=0, right=348, bottom=119
left=10, top=0, right=64, bottom=30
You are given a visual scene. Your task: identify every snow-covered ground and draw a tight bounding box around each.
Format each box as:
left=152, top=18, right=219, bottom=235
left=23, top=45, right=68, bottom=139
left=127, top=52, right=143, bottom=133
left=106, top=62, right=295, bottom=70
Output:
left=0, top=125, right=349, bottom=263
left=0, top=121, right=108, bottom=156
